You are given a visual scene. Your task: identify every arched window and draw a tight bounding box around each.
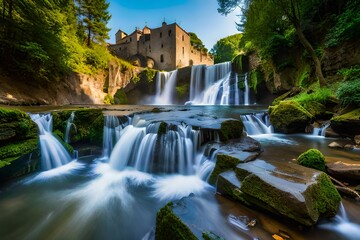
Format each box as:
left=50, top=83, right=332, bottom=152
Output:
left=168, top=30, right=172, bottom=37
left=160, top=54, right=164, bottom=63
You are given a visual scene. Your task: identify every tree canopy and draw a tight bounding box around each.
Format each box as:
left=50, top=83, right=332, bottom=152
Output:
left=0, top=0, right=112, bottom=81
left=188, top=32, right=208, bottom=53
left=211, top=33, right=242, bottom=63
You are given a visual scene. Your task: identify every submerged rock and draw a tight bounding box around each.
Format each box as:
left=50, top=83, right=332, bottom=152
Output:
left=327, top=161, right=360, bottom=182
left=217, top=160, right=341, bottom=226
left=269, top=100, right=313, bottom=133
left=355, top=135, right=360, bottom=145
left=331, top=108, right=360, bottom=137
left=0, top=108, right=40, bottom=181
left=297, top=148, right=326, bottom=172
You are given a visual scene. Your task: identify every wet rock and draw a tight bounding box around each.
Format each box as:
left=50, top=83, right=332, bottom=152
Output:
left=209, top=137, right=261, bottom=184
left=219, top=119, right=244, bottom=142
left=52, top=108, right=104, bottom=146
left=297, top=148, right=326, bottom=172
left=344, top=144, right=355, bottom=150
left=328, top=142, right=343, bottom=149
left=355, top=135, right=360, bottom=145
left=327, top=161, right=360, bottom=182
left=331, top=108, right=360, bottom=137
left=269, top=100, right=313, bottom=133
left=0, top=108, right=40, bottom=181
left=234, top=160, right=340, bottom=226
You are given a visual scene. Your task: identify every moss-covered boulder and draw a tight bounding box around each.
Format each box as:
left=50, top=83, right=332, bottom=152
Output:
left=269, top=100, right=313, bottom=133
left=52, top=108, right=104, bottom=146
left=297, top=148, right=326, bottom=172
left=219, top=120, right=244, bottom=142
left=331, top=108, right=360, bottom=137
left=156, top=203, right=198, bottom=240
left=208, top=137, right=261, bottom=185
left=233, top=160, right=341, bottom=226
left=0, top=108, right=40, bottom=181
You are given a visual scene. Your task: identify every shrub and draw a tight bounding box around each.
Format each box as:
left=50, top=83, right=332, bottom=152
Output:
left=336, top=78, right=360, bottom=107
left=297, top=149, right=326, bottom=172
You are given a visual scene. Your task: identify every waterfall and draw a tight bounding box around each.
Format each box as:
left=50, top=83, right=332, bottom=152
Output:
left=320, top=202, right=360, bottom=239
left=153, top=70, right=178, bottom=105
left=103, top=116, right=127, bottom=158
left=189, top=65, right=205, bottom=101
left=240, top=113, right=273, bottom=135
left=312, top=122, right=330, bottom=136
left=64, top=111, right=75, bottom=143
left=108, top=119, right=200, bottom=175
left=244, top=74, right=250, bottom=106
left=30, top=114, right=73, bottom=170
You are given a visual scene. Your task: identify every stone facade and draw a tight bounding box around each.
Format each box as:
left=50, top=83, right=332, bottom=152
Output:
left=109, top=22, right=213, bottom=71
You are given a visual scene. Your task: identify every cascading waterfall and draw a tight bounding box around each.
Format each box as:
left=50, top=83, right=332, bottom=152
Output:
left=109, top=119, right=201, bottom=175
left=244, top=74, right=250, bottom=105
left=153, top=70, right=178, bottom=105
left=312, top=122, right=330, bottom=136
left=65, top=111, right=75, bottom=143
left=240, top=112, right=273, bottom=135
left=103, top=115, right=128, bottom=157
left=188, top=62, right=249, bottom=105
left=30, top=113, right=73, bottom=170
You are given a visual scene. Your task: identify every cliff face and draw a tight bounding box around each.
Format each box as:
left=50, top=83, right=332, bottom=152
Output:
left=0, top=61, right=139, bottom=106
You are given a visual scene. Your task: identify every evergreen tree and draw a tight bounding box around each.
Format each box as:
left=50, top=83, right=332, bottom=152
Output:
left=76, top=0, right=111, bottom=46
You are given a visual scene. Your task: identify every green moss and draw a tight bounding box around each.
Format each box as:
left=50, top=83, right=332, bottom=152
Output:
left=202, top=232, right=224, bottom=240
left=219, top=120, right=244, bottom=142
left=176, top=84, right=189, bottom=97
left=131, top=74, right=141, bottom=84
left=52, top=109, right=104, bottom=146
left=158, top=122, right=168, bottom=135
left=336, top=79, right=360, bottom=107
left=271, top=88, right=302, bottom=106
left=269, top=100, right=313, bottom=133
left=297, top=149, right=326, bottom=172
left=331, top=108, right=360, bottom=122
left=306, top=173, right=341, bottom=218
left=209, top=154, right=240, bottom=185
left=249, top=69, right=263, bottom=93
left=0, top=139, right=38, bottom=168
left=143, top=68, right=157, bottom=82
left=155, top=203, right=198, bottom=240
left=114, top=89, right=128, bottom=104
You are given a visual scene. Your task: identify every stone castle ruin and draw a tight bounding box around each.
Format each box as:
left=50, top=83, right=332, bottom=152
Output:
left=109, top=22, right=214, bottom=71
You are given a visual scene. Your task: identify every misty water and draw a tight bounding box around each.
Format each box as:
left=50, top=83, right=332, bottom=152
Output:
left=0, top=105, right=359, bottom=240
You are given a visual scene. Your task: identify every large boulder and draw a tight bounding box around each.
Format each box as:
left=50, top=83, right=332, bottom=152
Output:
left=208, top=137, right=261, bottom=184
left=331, top=108, right=360, bottom=137
left=327, top=161, right=360, bottom=182
left=0, top=108, right=40, bottom=181
left=217, top=160, right=341, bottom=226
left=219, top=119, right=244, bottom=142
left=269, top=100, right=313, bottom=133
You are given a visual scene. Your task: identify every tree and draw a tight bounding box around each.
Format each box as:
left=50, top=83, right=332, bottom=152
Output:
left=76, top=0, right=111, bottom=46
left=217, top=0, right=326, bottom=86
left=211, top=34, right=242, bottom=63
left=188, top=32, right=208, bottom=52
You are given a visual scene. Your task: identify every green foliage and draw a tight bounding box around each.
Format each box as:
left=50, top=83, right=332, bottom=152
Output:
left=142, top=68, right=157, bottom=82
left=249, top=69, right=263, bottom=93
left=175, top=84, right=189, bottom=97
left=188, top=32, right=207, bottom=52
left=131, top=75, right=141, bottom=84
left=232, top=54, right=245, bottom=73
left=212, top=34, right=242, bottom=63
left=336, top=78, right=360, bottom=107
left=298, top=70, right=310, bottom=88
left=104, top=94, right=114, bottom=105
left=326, top=0, right=360, bottom=47
left=291, top=87, right=333, bottom=105
left=297, top=148, right=326, bottom=171
left=337, top=65, right=360, bottom=81
left=114, top=89, right=128, bottom=104
left=331, top=108, right=360, bottom=122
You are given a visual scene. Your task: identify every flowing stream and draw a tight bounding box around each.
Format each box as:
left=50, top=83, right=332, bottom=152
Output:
left=0, top=106, right=359, bottom=240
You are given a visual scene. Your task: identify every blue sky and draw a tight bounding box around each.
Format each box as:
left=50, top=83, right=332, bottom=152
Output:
left=107, top=0, right=240, bottom=50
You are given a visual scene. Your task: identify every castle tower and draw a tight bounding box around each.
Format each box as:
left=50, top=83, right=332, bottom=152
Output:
left=115, top=30, right=128, bottom=44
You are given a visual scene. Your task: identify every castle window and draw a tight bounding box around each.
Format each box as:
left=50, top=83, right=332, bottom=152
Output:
left=149, top=45, right=151, bottom=52
left=168, top=30, right=171, bottom=37
left=130, top=37, right=132, bottom=42
left=161, top=44, right=164, bottom=48
left=119, top=47, right=121, bottom=51
left=160, top=54, right=164, bottom=63
left=182, top=35, right=184, bottom=41
left=160, top=32, right=162, bottom=38
left=182, top=47, right=184, bottom=57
